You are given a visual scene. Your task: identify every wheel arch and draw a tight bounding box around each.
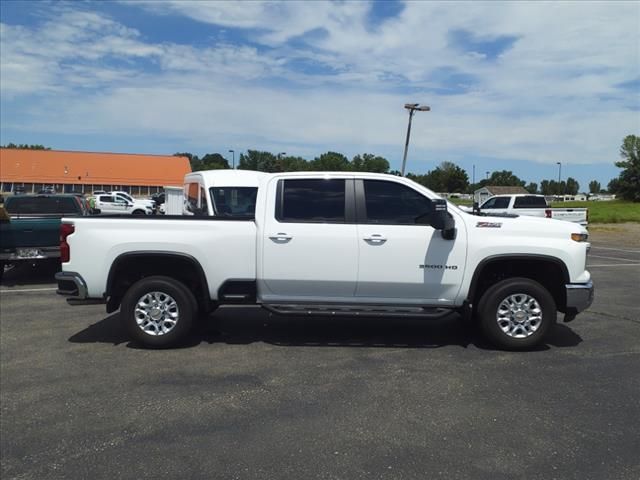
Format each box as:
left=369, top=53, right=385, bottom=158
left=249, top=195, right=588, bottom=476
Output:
left=105, top=251, right=212, bottom=314
left=467, top=254, right=570, bottom=313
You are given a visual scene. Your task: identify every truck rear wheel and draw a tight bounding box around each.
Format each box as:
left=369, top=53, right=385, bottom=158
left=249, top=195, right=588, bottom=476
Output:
left=477, top=277, right=556, bottom=350
left=121, top=276, right=196, bottom=347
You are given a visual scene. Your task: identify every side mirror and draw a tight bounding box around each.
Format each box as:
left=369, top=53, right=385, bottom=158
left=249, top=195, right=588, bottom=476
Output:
left=473, top=201, right=479, bottom=213
left=430, top=199, right=456, bottom=240
left=430, top=199, right=448, bottom=230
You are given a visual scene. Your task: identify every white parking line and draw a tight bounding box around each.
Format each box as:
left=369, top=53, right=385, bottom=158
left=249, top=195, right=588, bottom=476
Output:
left=588, top=254, right=638, bottom=262
left=588, top=263, right=640, bottom=267
left=0, top=287, right=57, bottom=293
left=590, top=246, right=640, bottom=254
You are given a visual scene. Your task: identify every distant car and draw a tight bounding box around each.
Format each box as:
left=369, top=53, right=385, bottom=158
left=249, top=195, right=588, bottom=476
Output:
left=38, top=186, right=56, bottom=194
left=94, top=194, right=153, bottom=215
left=92, top=190, right=107, bottom=196
left=110, top=191, right=156, bottom=212
left=151, top=192, right=165, bottom=205
left=13, top=186, right=25, bottom=195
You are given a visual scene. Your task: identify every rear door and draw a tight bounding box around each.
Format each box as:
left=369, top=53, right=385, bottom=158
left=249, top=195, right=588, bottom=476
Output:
left=355, top=179, right=466, bottom=303
left=260, top=177, right=358, bottom=300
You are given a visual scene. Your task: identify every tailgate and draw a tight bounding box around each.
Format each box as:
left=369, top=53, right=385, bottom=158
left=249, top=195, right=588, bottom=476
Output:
left=1, top=218, right=61, bottom=249
left=551, top=209, right=588, bottom=224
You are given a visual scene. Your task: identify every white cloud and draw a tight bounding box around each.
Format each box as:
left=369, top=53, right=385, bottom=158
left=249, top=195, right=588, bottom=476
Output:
left=1, top=1, right=638, bottom=170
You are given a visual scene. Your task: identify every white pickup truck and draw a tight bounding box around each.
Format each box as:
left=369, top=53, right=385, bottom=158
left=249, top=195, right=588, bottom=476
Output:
left=55, top=171, right=593, bottom=350
left=464, top=194, right=588, bottom=226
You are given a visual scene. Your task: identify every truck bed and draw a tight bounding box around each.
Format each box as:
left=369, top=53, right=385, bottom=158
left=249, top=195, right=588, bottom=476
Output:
left=62, top=215, right=258, bottom=299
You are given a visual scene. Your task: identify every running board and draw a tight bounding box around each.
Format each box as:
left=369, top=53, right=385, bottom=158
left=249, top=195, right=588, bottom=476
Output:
left=263, top=303, right=452, bottom=319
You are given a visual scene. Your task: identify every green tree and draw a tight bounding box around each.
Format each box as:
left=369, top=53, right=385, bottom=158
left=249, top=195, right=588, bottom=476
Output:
left=486, top=170, right=526, bottom=187
left=276, top=155, right=310, bottom=172
left=525, top=182, right=538, bottom=194
left=565, top=177, right=579, bottom=195
left=437, top=161, right=469, bottom=193
left=607, top=177, right=620, bottom=194
left=611, top=134, right=640, bottom=201
left=351, top=153, right=390, bottom=173
left=310, top=151, right=350, bottom=171
left=200, top=153, right=230, bottom=170
left=540, top=180, right=551, bottom=195
left=1, top=143, right=50, bottom=150
left=408, top=161, right=469, bottom=193
left=238, top=150, right=279, bottom=172
left=588, top=180, right=601, bottom=194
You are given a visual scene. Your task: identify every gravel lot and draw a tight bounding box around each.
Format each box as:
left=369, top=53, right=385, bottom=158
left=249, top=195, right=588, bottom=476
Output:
left=1, top=239, right=639, bottom=480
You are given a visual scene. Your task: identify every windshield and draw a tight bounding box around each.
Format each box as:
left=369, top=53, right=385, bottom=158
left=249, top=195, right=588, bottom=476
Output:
left=209, top=187, right=258, bottom=217
left=116, top=193, right=134, bottom=202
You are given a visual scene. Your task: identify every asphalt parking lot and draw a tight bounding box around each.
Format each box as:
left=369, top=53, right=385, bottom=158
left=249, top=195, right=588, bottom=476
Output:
left=1, top=243, right=639, bottom=480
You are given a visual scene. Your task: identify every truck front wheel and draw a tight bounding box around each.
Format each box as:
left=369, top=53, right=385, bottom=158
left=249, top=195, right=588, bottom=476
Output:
left=121, top=276, right=196, bottom=347
left=477, top=277, right=556, bottom=350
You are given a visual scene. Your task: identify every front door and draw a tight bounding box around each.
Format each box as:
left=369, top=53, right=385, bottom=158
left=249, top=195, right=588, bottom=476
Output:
left=355, top=179, right=466, bottom=304
left=261, top=177, right=358, bottom=301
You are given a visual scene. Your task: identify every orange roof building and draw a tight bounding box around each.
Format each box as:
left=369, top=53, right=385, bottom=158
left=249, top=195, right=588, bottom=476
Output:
left=0, top=149, right=191, bottom=196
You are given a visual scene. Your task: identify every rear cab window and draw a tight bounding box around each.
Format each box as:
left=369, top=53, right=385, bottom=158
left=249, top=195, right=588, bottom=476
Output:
left=210, top=187, right=258, bottom=217
left=514, top=196, right=547, bottom=208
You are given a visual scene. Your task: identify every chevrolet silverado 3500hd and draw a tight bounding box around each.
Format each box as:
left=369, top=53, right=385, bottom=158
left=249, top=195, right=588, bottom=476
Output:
left=55, top=171, right=593, bottom=350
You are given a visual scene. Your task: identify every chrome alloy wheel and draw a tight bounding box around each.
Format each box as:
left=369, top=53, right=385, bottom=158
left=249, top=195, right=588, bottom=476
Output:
left=496, top=293, right=542, bottom=338
left=134, top=291, right=179, bottom=336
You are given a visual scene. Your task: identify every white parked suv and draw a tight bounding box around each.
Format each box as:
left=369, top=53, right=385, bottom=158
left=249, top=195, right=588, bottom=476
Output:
left=56, top=171, right=593, bottom=350
left=94, top=194, right=153, bottom=215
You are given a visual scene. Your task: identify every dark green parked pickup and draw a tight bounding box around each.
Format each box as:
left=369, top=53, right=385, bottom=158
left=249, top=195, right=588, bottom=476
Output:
left=0, top=194, right=99, bottom=279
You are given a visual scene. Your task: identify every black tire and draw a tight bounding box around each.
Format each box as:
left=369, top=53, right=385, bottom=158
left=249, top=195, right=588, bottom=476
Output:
left=121, top=276, right=197, bottom=348
left=476, top=277, right=556, bottom=350
left=132, top=209, right=146, bottom=215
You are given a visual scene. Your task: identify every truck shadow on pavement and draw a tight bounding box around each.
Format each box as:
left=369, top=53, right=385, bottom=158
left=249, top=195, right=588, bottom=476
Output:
left=68, top=307, right=583, bottom=351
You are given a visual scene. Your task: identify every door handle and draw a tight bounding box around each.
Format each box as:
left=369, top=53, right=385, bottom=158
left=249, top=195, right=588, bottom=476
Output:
left=269, top=233, right=293, bottom=242
left=363, top=234, right=387, bottom=243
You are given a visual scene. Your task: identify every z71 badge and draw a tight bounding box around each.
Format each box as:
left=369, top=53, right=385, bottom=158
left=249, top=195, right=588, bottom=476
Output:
left=476, top=222, right=502, bottom=228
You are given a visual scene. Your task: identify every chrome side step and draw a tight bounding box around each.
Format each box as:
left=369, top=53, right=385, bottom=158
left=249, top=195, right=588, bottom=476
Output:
left=263, top=303, right=452, bottom=319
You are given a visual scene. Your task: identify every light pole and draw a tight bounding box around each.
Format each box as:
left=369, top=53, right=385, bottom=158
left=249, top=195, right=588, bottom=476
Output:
left=556, top=161, right=561, bottom=183
left=486, top=171, right=490, bottom=180
left=228, top=149, right=235, bottom=169
left=401, top=103, right=430, bottom=176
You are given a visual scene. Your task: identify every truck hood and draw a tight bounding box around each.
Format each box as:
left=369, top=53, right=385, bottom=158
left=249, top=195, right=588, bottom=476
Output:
left=467, top=211, right=588, bottom=237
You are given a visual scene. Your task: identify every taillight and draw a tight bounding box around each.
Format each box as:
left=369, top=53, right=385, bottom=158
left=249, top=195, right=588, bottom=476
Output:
left=60, top=223, right=75, bottom=263
left=545, top=209, right=552, bottom=218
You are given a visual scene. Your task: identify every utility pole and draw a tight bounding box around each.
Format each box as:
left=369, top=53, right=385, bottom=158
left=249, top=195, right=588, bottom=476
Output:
left=401, top=103, right=430, bottom=176
left=228, top=149, right=235, bottom=169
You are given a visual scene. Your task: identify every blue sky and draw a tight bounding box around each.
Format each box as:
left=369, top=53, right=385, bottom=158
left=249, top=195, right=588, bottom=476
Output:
left=1, top=0, right=639, bottom=190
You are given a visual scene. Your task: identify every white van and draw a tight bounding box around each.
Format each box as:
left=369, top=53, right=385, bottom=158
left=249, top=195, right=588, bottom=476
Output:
left=182, top=170, right=266, bottom=217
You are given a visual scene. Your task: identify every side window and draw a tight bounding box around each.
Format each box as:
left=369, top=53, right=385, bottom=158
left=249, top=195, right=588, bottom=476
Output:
left=362, top=180, right=433, bottom=225
left=99, top=195, right=113, bottom=203
left=482, top=197, right=510, bottom=209
left=277, top=179, right=345, bottom=223
left=514, top=196, right=546, bottom=208
left=185, top=183, right=202, bottom=215
left=211, top=187, right=258, bottom=216
left=199, top=187, right=208, bottom=215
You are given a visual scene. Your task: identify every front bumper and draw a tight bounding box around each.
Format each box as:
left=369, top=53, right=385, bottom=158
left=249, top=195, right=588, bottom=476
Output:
left=565, top=280, right=594, bottom=317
